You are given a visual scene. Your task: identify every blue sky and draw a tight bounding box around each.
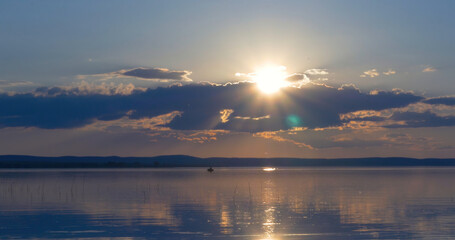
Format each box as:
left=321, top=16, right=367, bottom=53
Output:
left=0, top=1, right=454, bottom=157
left=2, top=0, right=454, bottom=93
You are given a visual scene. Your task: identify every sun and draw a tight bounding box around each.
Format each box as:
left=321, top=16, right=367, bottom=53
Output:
left=252, top=65, right=289, bottom=94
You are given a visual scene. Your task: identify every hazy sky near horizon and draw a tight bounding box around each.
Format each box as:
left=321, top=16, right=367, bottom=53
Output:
left=1, top=0, right=455, bottom=158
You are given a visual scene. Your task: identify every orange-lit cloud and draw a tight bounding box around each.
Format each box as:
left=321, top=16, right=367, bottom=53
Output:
left=360, top=69, right=380, bottom=78
left=253, top=131, right=314, bottom=149
left=383, top=69, right=396, bottom=75
left=422, top=66, right=437, bottom=72
left=219, top=109, right=234, bottom=123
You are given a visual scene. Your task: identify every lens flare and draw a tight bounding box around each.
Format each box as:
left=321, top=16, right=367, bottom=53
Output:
left=286, top=115, right=302, bottom=127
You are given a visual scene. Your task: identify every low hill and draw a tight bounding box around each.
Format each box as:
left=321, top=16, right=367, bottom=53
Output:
left=0, top=155, right=454, bottom=168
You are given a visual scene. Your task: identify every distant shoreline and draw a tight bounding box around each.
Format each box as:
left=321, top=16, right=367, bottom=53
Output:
left=1, top=155, right=455, bottom=168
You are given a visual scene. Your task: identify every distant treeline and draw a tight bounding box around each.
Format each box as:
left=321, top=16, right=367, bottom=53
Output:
left=0, top=155, right=455, bottom=168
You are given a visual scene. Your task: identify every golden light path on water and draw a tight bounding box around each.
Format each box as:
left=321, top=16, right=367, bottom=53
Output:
left=261, top=178, right=277, bottom=240
left=2, top=168, right=455, bottom=239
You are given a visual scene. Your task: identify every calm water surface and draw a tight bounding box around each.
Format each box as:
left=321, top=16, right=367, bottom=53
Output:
left=1, top=168, right=455, bottom=239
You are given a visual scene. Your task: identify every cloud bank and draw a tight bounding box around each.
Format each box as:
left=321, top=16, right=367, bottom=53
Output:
left=0, top=82, right=430, bottom=132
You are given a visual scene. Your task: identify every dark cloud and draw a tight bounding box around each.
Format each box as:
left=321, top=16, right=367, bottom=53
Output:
left=0, top=93, right=130, bottom=128
left=424, top=97, right=455, bottom=106
left=385, top=111, right=455, bottom=128
left=344, top=106, right=455, bottom=129
left=120, top=67, right=192, bottom=81
left=285, top=73, right=306, bottom=82
left=32, top=82, right=141, bottom=96
left=0, top=83, right=423, bottom=131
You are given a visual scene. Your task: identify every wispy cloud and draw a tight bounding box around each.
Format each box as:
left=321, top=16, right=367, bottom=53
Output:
left=360, top=69, right=380, bottom=78
left=87, top=111, right=183, bottom=132
left=0, top=80, right=36, bottom=89
left=424, top=96, right=455, bottom=106
left=234, top=115, right=270, bottom=120
left=85, top=112, right=229, bottom=144
left=32, top=81, right=144, bottom=97
left=253, top=131, right=314, bottom=149
left=340, top=102, right=455, bottom=129
left=385, top=111, right=455, bottom=128
left=422, top=66, right=437, bottom=72
left=304, top=68, right=329, bottom=75
left=120, top=67, right=192, bottom=81
left=176, top=130, right=229, bottom=143
left=78, top=67, right=193, bottom=82
left=383, top=69, right=396, bottom=75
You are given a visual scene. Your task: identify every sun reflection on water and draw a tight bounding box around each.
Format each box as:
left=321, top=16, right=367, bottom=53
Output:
left=263, top=167, right=276, bottom=172
left=2, top=169, right=455, bottom=239
left=260, top=178, right=280, bottom=240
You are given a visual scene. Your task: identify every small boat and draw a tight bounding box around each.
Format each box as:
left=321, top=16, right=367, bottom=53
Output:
left=207, top=167, right=214, bottom=173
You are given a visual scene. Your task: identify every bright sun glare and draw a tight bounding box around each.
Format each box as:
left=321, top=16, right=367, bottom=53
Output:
left=263, top=167, right=276, bottom=172
left=253, top=65, right=289, bottom=94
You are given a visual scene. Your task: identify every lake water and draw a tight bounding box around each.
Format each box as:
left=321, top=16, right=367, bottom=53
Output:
left=1, top=168, right=455, bottom=239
